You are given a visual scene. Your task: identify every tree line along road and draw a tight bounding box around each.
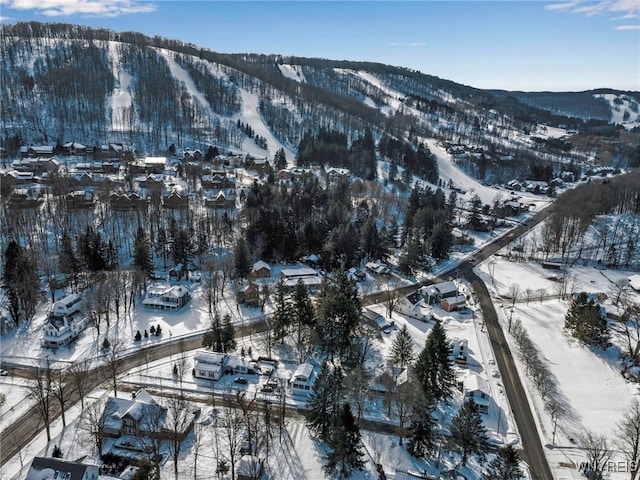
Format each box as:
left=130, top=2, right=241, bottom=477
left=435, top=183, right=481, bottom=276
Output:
left=1, top=203, right=555, bottom=477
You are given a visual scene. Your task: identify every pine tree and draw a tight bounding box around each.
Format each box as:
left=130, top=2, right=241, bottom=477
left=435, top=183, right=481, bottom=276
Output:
left=307, top=362, right=344, bottom=442
left=406, top=398, right=438, bottom=459
left=233, top=237, right=251, bottom=279
left=133, top=227, right=154, bottom=277
left=274, top=147, right=287, bottom=170
left=388, top=324, right=415, bottom=369
left=449, top=399, right=489, bottom=466
left=564, top=292, right=610, bottom=349
left=292, top=279, right=313, bottom=361
left=3, top=240, right=40, bottom=325
left=58, top=231, right=79, bottom=281
left=272, top=278, right=292, bottom=343
left=414, top=321, right=454, bottom=402
left=315, top=271, right=362, bottom=360
left=482, top=444, right=524, bottom=480
left=324, top=403, right=366, bottom=479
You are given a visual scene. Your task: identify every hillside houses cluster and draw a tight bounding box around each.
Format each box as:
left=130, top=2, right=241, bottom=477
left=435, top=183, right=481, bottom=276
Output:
left=2, top=143, right=249, bottom=213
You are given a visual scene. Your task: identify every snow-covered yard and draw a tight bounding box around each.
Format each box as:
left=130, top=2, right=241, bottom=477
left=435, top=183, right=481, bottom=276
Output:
left=476, top=255, right=640, bottom=479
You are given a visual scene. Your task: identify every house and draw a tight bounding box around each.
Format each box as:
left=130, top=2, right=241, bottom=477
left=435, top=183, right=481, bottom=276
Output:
left=227, top=356, right=252, bottom=375
left=348, top=267, right=366, bottom=282
left=280, top=267, right=322, bottom=291
left=461, top=373, right=491, bottom=414
left=289, top=362, right=317, bottom=397
left=42, top=312, right=87, bottom=349
left=441, top=295, right=467, bottom=312
left=110, top=192, right=148, bottom=211
left=237, top=455, right=265, bottom=480
left=202, top=172, right=235, bottom=189
left=142, top=156, right=167, bottom=173
left=251, top=261, right=271, bottom=279
left=26, top=456, right=100, bottom=480
left=162, top=191, right=189, bottom=210
left=365, top=261, right=390, bottom=275
left=65, top=190, right=95, bottom=209
left=397, top=292, right=433, bottom=322
left=421, top=281, right=459, bottom=305
left=7, top=187, right=42, bottom=208
left=361, top=308, right=394, bottom=332
left=237, top=283, right=261, bottom=307
left=169, top=263, right=185, bottom=282
left=205, top=190, right=235, bottom=209
left=142, top=284, right=190, bottom=311
left=326, top=167, right=350, bottom=179
left=193, top=350, right=228, bottom=380
left=51, top=293, right=83, bottom=317
left=629, top=274, right=640, bottom=292
left=449, top=338, right=469, bottom=365
left=21, top=145, right=54, bottom=157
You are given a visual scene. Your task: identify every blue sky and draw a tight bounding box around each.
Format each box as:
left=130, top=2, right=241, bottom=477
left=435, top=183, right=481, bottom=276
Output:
left=0, top=1, right=638, bottom=91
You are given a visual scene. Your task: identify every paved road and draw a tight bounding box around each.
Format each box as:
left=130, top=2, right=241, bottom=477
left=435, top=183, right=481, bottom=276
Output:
left=1, top=203, right=557, bottom=476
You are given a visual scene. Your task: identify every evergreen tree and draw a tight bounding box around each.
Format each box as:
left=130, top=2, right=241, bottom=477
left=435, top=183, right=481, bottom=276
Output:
left=292, top=279, right=314, bottom=361
left=272, top=277, right=292, bottom=343
left=221, top=314, right=236, bottom=352
left=324, top=403, right=366, bottom=479
left=307, top=362, right=344, bottom=442
left=482, top=444, right=525, bottom=480
left=133, top=227, right=154, bottom=277
left=406, top=399, right=438, bottom=459
left=315, top=271, right=362, bottom=360
left=78, top=226, right=110, bottom=272
left=3, top=240, right=39, bottom=325
left=171, top=227, right=192, bottom=268
left=202, top=313, right=235, bottom=353
left=414, top=320, right=454, bottom=402
left=233, top=237, right=251, bottom=279
left=388, top=324, right=415, bottom=369
left=564, top=292, right=610, bottom=349
left=274, top=147, right=287, bottom=170
left=449, top=399, right=489, bottom=466
left=58, top=231, right=79, bottom=281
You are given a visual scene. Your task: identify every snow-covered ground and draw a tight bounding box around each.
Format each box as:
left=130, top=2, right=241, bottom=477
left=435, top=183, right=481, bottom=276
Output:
left=595, top=93, right=640, bottom=130
left=476, top=253, right=640, bottom=479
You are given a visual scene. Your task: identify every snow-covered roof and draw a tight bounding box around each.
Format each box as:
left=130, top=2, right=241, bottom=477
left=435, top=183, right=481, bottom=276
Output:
left=464, top=373, right=489, bottom=397
left=629, top=274, right=640, bottom=292
left=194, top=350, right=227, bottom=366
left=252, top=260, right=271, bottom=272
left=291, top=362, right=315, bottom=383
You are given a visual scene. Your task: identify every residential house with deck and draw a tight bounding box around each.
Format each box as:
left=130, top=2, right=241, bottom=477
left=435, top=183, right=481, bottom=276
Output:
left=142, top=284, right=190, bottom=311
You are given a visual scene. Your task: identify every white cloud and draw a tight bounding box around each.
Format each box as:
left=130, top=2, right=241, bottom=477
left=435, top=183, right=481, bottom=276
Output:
left=389, top=42, right=425, bottom=47
left=408, top=42, right=426, bottom=47
left=1, top=0, right=156, bottom=17
left=545, top=0, right=640, bottom=29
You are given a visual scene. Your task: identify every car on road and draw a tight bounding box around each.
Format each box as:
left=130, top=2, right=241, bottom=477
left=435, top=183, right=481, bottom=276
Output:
left=0, top=369, right=7, bottom=376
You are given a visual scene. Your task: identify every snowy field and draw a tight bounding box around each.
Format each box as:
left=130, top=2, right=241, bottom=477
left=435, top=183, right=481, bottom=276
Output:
left=476, top=254, right=640, bottom=479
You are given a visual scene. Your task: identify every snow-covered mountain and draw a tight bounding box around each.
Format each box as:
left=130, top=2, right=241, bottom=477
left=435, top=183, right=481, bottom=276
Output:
left=1, top=21, right=638, bottom=174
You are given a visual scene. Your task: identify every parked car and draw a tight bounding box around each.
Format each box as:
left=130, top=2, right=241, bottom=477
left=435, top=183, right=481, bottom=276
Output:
left=234, top=376, right=248, bottom=384
left=0, top=369, right=8, bottom=376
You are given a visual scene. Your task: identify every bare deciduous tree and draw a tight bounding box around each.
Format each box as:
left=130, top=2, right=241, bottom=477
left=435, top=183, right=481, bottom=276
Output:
left=617, top=400, right=640, bottom=480
left=80, top=400, right=112, bottom=456
left=27, top=360, right=53, bottom=442
left=580, top=429, right=613, bottom=478
left=165, top=392, right=195, bottom=475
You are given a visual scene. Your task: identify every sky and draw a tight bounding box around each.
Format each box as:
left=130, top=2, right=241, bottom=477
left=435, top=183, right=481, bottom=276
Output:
left=0, top=0, right=638, bottom=92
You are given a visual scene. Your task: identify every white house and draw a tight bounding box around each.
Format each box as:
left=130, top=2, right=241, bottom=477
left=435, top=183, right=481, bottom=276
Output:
left=421, top=281, right=459, bottom=305
left=397, top=292, right=433, bottom=322
left=142, top=284, right=190, bottom=311
left=193, top=350, right=228, bottom=380
left=365, top=261, right=390, bottom=275
left=449, top=338, right=469, bottom=365
left=289, top=362, right=317, bottom=397
left=42, top=314, right=87, bottom=349
left=280, top=267, right=322, bottom=290
left=462, top=373, right=491, bottom=414
left=51, top=293, right=83, bottom=317
left=629, top=274, right=640, bottom=292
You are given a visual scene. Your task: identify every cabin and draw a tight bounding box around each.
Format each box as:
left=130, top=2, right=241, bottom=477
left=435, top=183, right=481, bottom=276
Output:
left=202, top=172, right=235, bottom=189
left=280, top=267, right=322, bottom=291
left=348, top=267, right=366, bottom=282
left=142, top=285, right=190, bottom=311
left=26, top=457, right=100, bottom=480
left=110, top=192, right=148, bottom=211
left=169, top=263, right=185, bottom=282
left=7, top=187, right=42, bottom=208
left=366, top=261, right=391, bottom=275
left=193, top=350, right=228, bottom=380
left=289, top=362, right=317, bottom=397
left=361, top=308, right=394, bottom=332
left=251, top=261, right=272, bottom=279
